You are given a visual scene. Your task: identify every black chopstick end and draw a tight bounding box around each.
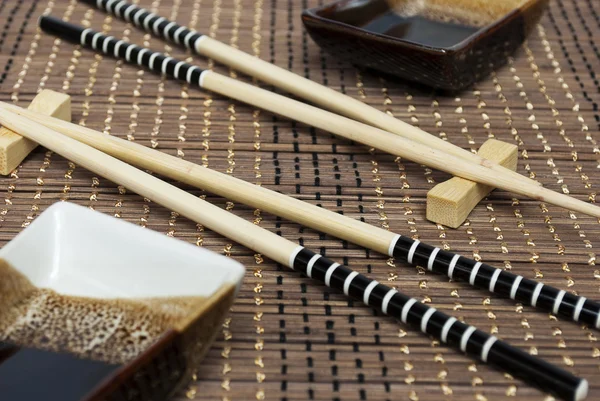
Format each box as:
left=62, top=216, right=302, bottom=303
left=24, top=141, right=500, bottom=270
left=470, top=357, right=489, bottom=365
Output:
left=39, top=15, right=86, bottom=45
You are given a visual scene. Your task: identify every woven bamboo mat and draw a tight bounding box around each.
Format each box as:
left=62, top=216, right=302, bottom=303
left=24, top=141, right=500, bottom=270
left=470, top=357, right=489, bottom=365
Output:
left=0, top=0, right=599, bottom=399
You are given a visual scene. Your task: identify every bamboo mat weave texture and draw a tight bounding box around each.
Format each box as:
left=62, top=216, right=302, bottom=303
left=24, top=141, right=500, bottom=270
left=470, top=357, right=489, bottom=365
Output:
left=1, top=0, right=600, bottom=400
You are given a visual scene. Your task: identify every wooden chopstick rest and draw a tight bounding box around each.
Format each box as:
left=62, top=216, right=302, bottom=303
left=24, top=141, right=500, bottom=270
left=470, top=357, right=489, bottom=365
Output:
left=0, top=90, right=70, bottom=175
left=427, top=139, right=518, bottom=228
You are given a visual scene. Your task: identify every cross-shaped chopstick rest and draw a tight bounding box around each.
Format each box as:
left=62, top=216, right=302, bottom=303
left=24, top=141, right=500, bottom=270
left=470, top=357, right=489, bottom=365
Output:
left=0, top=90, right=71, bottom=175
left=427, top=139, right=519, bottom=228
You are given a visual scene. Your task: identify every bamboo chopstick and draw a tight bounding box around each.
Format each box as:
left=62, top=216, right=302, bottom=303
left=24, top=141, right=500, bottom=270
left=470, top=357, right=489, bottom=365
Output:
left=38, top=16, right=600, bottom=221
left=5, top=102, right=599, bottom=331
left=79, top=0, right=538, bottom=189
left=0, top=107, right=589, bottom=401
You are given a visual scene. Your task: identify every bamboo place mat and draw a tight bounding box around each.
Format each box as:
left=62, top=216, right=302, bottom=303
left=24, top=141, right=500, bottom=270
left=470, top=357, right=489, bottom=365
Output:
left=0, top=0, right=599, bottom=400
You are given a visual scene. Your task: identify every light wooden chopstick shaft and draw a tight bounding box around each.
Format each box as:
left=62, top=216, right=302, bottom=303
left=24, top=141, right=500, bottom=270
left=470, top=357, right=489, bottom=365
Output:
left=37, top=16, right=600, bottom=219
left=0, top=103, right=399, bottom=255
left=0, top=108, right=588, bottom=401
left=6, top=103, right=600, bottom=331
left=0, top=119, right=298, bottom=266
left=82, top=0, right=537, bottom=189
left=204, top=73, right=600, bottom=217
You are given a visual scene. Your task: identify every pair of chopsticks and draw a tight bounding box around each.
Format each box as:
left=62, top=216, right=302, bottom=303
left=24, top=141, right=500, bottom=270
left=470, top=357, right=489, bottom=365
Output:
left=39, top=8, right=600, bottom=220
left=0, top=98, right=589, bottom=401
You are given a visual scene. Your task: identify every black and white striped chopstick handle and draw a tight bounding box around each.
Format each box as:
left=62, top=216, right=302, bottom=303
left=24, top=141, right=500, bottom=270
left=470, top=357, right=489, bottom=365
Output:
left=39, top=16, right=209, bottom=89
left=289, top=246, right=587, bottom=401
left=390, top=235, right=600, bottom=329
left=79, top=0, right=204, bottom=51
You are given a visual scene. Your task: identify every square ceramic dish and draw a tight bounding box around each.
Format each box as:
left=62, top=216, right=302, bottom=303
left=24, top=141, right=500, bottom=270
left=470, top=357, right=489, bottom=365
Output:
left=0, top=202, right=245, bottom=401
left=302, top=0, right=549, bottom=90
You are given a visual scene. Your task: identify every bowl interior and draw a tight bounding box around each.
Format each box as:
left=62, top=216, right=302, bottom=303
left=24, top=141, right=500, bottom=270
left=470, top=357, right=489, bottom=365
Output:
left=0, top=202, right=245, bottom=300
left=315, top=0, right=532, bottom=48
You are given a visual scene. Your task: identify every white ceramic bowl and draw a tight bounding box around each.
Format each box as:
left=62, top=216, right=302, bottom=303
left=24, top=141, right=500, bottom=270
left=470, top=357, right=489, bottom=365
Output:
left=0, top=201, right=245, bottom=300
left=0, top=201, right=246, bottom=401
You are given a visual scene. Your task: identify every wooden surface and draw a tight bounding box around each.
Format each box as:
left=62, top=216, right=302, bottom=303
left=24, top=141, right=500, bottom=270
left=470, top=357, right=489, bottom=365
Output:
left=0, top=1, right=599, bottom=400
left=427, top=139, right=519, bottom=228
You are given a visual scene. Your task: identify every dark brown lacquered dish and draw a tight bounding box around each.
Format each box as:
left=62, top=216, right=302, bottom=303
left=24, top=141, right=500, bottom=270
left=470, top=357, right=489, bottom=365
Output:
left=302, top=0, right=549, bottom=90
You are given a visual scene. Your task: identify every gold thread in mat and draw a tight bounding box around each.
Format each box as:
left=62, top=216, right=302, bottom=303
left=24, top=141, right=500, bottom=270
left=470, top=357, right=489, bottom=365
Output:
left=429, top=100, right=452, bottom=253
left=480, top=75, right=546, bottom=371
left=126, top=69, right=143, bottom=143
left=524, top=40, right=597, bottom=232
left=182, top=0, right=205, bottom=259
left=125, top=0, right=161, bottom=226
left=141, top=0, right=181, bottom=228
left=151, top=6, right=179, bottom=146
left=250, top=0, right=266, bottom=398
left=158, top=0, right=202, bottom=396
left=429, top=99, right=462, bottom=396
left=102, top=0, right=138, bottom=135
left=404, top=96, right=448, bottom=398
left=491, top=70, right=529, bottom=175
left=473, top=93, right=511, bottom=263
left=96, top=1, right=137, bottom=218
left=21, top=0, right=78, bottom=228
left=473, top=90, right=494, bottom=139
left=537, top=24, right=600, bottom=170
left=359, top=72, right=418, bottom=400
left=430, top=99, right=448, bottom=142
left=76, top=14, right=114, bottom=212
left=527, top=34, right=600, bottom=361
left=397, top=95, right=425, bottom=273
left=125, top=0, right=156, bottom=144
left=501, top=59, right=552, bottom=265
left=11, top=1, right=55, bottom=102
left=150, top=0, right=181, bottom=151
left=355, top=72, right=385, bottom=399
left=539, top=201, right=573, bottom=368
left=38, top=0, right=77, bottom=93
left=453, top=97, right=477, bottom=153
left=504, top=47, right=589, bottom=375
left=176, top=0, right=200, bottom=160
left=537, top=24, right=600, bottom=356
left=505, top=56, right=565, bottom=254
left=525, top=43, right=577, bottom=195
left=219, top=0, right=243, bottom=398
left=3, top=1, right=55, bottom=225
left=468, top=90, right=520, bottom=394
left=199, top=1, right=233, bottom=399
left=61, top=9, right=93, bottom=92
left=88, top=176, right=100, bottom=210
left=192, top=0, right=215, bottom=259
left=200, top=0, right=222, bottom=169
left=419, top=97, right=458, bottom=398
left=444, top=98, right=491, bottom=399
left=60, top=10, right=94, bottom=203
left=508, top=56, right=554, bottom=158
